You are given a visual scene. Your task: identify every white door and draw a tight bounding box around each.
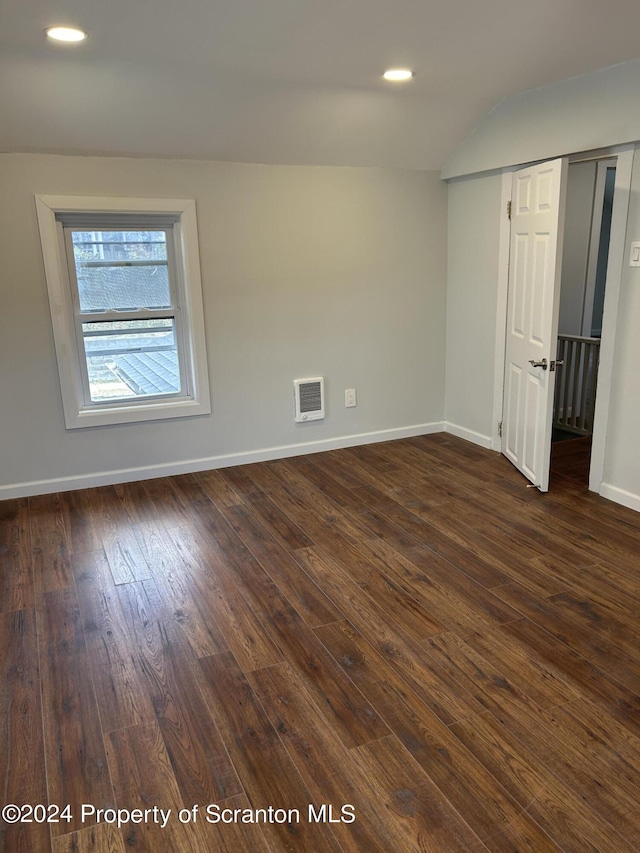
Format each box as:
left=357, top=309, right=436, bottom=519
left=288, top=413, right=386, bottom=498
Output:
left=502, top=157, right=568, bottom=491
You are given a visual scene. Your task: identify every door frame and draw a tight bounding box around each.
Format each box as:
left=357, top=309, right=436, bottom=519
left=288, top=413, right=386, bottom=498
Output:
left=491, top=145, right=634, bottom=495
left=582, top=158, right=617, bottom=337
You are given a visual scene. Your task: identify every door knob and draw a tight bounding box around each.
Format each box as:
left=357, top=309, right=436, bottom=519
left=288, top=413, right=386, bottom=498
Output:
left=529, top=358, right=548, bottom=370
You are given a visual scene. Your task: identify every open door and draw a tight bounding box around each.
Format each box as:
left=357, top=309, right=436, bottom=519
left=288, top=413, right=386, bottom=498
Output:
left=502, top=157, right=568, bottom=491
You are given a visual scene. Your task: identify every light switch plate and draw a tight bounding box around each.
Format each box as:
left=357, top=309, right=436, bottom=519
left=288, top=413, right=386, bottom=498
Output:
left=629, top=241, right=640, bottom=267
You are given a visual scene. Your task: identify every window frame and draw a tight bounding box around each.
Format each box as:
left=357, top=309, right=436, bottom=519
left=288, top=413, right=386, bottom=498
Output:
left=63, top=224, right=189, bottom=408
left=35, top=196, right=211, bottom=429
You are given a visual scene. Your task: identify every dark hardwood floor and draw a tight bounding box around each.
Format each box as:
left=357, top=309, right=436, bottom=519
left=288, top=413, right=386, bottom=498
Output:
left=551, top=435, right=592, bottom=486
left=1, top=433, right=640, bottom=852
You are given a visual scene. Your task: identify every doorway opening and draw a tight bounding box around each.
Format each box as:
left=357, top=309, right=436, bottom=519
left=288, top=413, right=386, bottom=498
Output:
left=551, top=158, right=616, bottom=486
left=494, top=147, right=632, bottom=499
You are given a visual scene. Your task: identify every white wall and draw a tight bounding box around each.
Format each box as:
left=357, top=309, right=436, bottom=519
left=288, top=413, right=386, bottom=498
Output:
left=0, top=154, right=447, bottom=497
left=445, top=172, right=502, bottom=444
left=558, top=161, right=597, bottom=336
left=443, top=58, right=640, bottom=179
left=600, top=153, right=640, bottom=510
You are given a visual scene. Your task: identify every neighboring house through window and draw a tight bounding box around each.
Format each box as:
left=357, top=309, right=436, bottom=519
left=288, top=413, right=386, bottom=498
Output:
left=36, top=196, right=211, bottom=428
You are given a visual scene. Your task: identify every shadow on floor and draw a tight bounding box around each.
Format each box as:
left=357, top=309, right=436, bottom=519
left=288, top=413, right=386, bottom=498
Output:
left=551, top=432, right=592, bottom=485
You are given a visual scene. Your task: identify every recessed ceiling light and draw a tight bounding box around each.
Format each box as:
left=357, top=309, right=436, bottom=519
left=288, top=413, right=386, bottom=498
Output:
left=45, top=26, right=87, bottom=43
left=383, top=68, right=415, bottom=82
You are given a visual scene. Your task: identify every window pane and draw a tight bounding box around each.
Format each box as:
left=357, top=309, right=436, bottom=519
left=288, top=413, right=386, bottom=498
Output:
left=72, top=230, right=171, bottom=312
left=82, top=319, right=181, bottom=401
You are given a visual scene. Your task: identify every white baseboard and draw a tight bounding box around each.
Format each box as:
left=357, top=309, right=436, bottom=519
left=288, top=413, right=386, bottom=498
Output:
left=598, top=482, right=640, bottom=513
left=444, top=421, right=494, bottom=450
left=0, top=421, right=445, bottom=500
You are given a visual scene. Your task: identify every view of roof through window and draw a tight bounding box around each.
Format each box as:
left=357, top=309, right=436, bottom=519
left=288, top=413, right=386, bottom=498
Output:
left=71, top=231, right=181, bottom=401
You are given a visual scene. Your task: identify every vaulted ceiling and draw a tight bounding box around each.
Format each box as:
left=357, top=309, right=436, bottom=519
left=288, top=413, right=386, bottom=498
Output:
left=2, top=0, right=640, bottom=169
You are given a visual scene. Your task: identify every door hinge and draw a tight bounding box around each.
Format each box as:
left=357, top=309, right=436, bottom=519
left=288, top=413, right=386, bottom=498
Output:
left=498, top=420, right=503, bottom=438
left=506, top=200, right=512, bottom=220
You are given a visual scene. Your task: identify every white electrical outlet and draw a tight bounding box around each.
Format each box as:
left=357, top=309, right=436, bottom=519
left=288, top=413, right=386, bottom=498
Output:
left=345, top=388, right=357, bottom=408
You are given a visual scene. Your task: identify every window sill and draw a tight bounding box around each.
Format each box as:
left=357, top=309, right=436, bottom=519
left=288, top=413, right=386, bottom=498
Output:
left=65, top=396, right=211, bottom=429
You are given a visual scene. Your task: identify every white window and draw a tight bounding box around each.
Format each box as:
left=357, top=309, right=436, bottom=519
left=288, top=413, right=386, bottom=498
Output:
left=36, top=196, right=211, bottom=428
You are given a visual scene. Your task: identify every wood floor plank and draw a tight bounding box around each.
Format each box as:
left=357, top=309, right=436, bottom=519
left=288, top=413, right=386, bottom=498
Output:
left=358, top=498, right=518, bottom=591
left=546, top=470, right=640, bottom=531
left=0, top=547, right=33, bottom=615
left=465, top=687, right=640, bottom=836
left=248, top=661, right=408, bottom=852
left=494, top=581, right=640, bottom=693
left=103, top=536, right=151, bottom=586
left=30, top=493, right=74, bottom=594
left=279, top=454, right=520, bottom=602
left=421, top=630, right=576, bottom=718
left=549, top=588, right=640, bottom=657
left=504, top=502, right=638, bottom=576
left=71, top=546, right=115, bottom=591
left=168, top=480, right=389, bottom=747
left=0, top=497, right=34, bottom=612
left=539, top=708, right=640, bottom=845
left=283, top=450, right=523, bottom=598
left=193, top=468, right=244, bottom=508
left=452, top=625, right=579, bottom=710
left=72, top=486, right=151, bottom=583
left=534, top=556, right=640, bottom=615
left=208, top=558, right=392, bottom=747
left=500, top=618, right=640, bottom=735
left=167, top=524, right=283, bottom=672
left=403, top=494, right=570, bottom=597
left=544, top=696, right=640, bottom=774
left=89, top=486, right=153, bottom=584
left=406, top=440, right=638, bottom=577
left=107, top=718, right=183, bottom=814
left=354, top=533, right=521, bottom=639
left=345, top=479, right=540, bottom=595
left=115, top=580, right=242, bottom=804
left=526, top=480, right=640, bottom=559
left=351, top=736, right=488, bottom=852
left=106, top=719, right=228, bottom=852
left=250, top=662, right=487, bottom=852
left=194, top=794, right=273, bottom=853
left=198, top=651, right=343, bottom=853
left=295, top=546, right=508, bottom=725
left=0, top=609, right=49, bottom=853
left=338, top=441, right=462, bottom=506
left=301, top=446, right=378, bottom=491
left=73, top=553, right=156, bottom=733
left=217, top=464, right=315, bottom=551
left=37, top=587, right=115, bottom=836
left=313, top=618, right=562, bottom=850
left=216, top=501, right=342, bottom=628
left=52, top=824, right=127, bottom=853
left=58, top=489, right=104, bottom=555
left=113, top=480, right=161, bottom=525
left=240, top=462, right=447, bottom=642
left=450, top=698, right=640, bottom=852
left=0, top=497, right=28, bottom=550
left=236, top=458, right=377, bottom=548
left=305, top=448, right=520, bottom=590
left=140, top=477, right=195, bottom=528
left=135, top=521, right=230, bottom=659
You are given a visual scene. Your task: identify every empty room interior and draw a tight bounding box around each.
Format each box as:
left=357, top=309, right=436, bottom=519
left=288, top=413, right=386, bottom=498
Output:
left=2, top=2, right=640, bottom=851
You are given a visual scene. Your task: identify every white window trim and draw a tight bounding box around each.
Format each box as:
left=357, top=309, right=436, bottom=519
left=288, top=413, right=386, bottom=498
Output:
left=35, top=195, right=211, bottom=429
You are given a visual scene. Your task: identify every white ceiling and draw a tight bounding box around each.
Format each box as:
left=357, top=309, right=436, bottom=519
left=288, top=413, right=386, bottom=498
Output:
left=2, top=0, right=640, bottom=169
